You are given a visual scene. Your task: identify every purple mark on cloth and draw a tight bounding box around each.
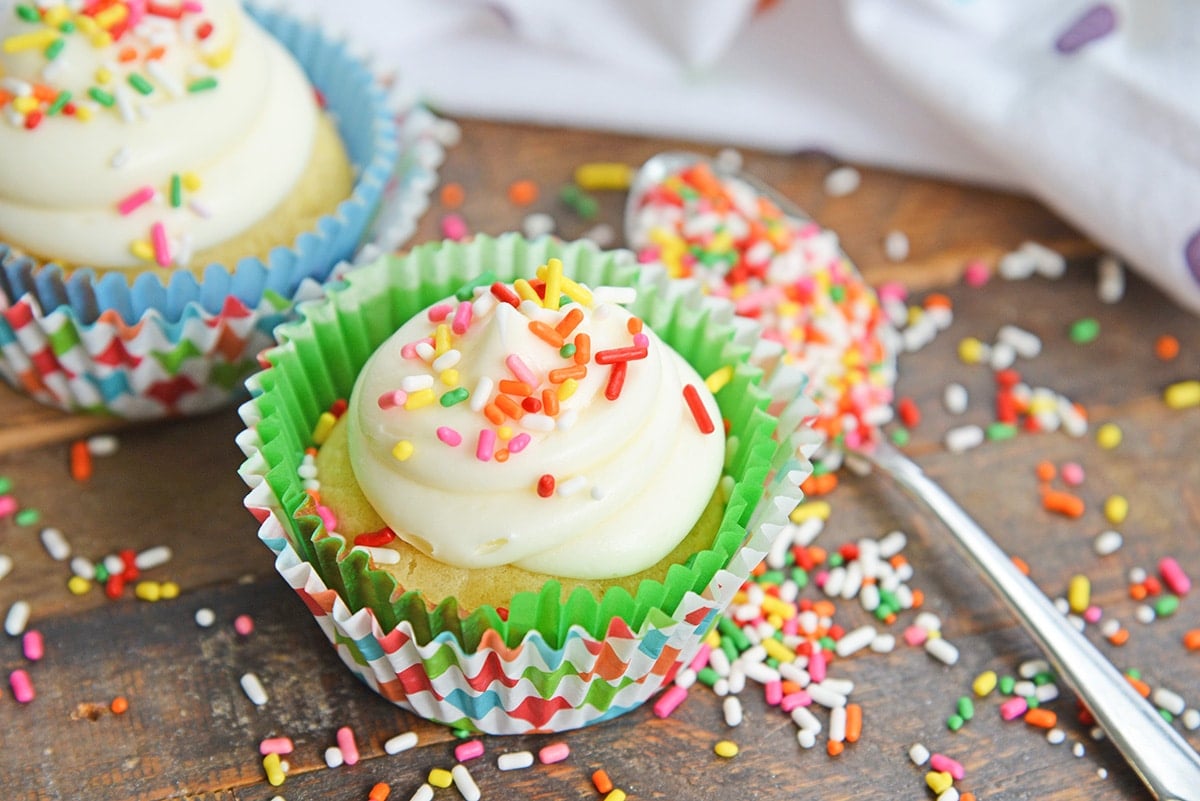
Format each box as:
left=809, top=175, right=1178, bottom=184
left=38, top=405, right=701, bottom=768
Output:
left=1055, top=4, right=1117, bottom=54
left=1185, top=229, right=1200, bottom=287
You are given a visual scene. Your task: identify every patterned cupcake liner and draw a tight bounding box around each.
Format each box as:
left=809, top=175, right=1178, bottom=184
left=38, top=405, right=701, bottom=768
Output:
left=0, top=5, right=447, bottom=418
left=237, top=234, right=820, bottom=733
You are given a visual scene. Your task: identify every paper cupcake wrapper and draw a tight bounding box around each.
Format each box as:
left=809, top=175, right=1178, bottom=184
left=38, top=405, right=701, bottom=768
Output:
left=237, top=233, right=820, bottom=733
left=0, top=5, right=446, bottom=418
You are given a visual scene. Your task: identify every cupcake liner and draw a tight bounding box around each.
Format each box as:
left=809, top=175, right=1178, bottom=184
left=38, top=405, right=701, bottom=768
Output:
left=238, top=233, right=820, bottom=733
left=0, top=5, right=447, bottom=418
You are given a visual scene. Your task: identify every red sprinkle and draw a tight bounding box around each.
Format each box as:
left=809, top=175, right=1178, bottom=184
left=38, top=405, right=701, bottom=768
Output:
left=604, top=361, right=627, bottom=400
left=682, top=384, right=715, bottom=434
left=594, top=346, right=648, bottom=365
left=537, top=474, right=556, bottom=498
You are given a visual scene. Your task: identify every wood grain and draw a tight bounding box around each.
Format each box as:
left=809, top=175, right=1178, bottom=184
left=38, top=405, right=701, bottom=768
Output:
left=0, top=118, right=1195, bottom=801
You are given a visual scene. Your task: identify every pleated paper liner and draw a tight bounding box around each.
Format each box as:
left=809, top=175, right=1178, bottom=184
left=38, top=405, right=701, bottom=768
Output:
left=0, top=4, right=447, bottom=418
left=238, top=234, right=820, bottom=733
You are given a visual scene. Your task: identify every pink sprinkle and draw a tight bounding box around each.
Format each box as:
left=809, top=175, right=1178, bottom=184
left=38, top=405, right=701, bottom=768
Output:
left=1061, top=461, right=1085, bottom=486
left=336, top=726, right=359, bottom=765
left=316, top=504, right=338, bottom=533
left=764, top=679, right=783, bottom=706
left=780, top=691, right=812, bottom=712
left=378, top=389, right=407, bottom=409
left=813, top=570, right=830, bottom=589
left=963, top=258, right=990, bottom=287
left=233, top=614, right=254, bottom=636
left=808, top=649, right=827, bottom=683
left=0, top=495, right=16, bottom=517
left=653, top=684, right=688, bottom=718
left=259, top=737, right=294, bottom=756
left=436, top=427, right=463, bottom=447
left=1000, top=696, right=1028, bottom=721
left=689, top=643, right=712, bottom=673
left=455, top=740, right=485, bottom=762
left=440, top=213, right=469, bottom=241
left=902, top=625, right=927, bottom=647
left=22, top=630, right=43, bottom=662
left=781, top=617, right=799, bottom=637
left=10, top=669, right=34, bottom=703
left=1083, top=604, right=1103, bottom=624
left=508, top=433, right=531, bottom=454
left=151, top=221, right=171, bottom=267
left=538, top=742, right=570, bottom=764
left=930, top=753, right=965, bottom=780
left=505, top=354, right=537, bottom=386
left=632, top=332, right=649, bottom=348
left=117, top=186, right=155, bottom=216
left=401, top=341, right=421, bottom=360
left=182, top=1, right=204, bottom=12
left=1159, top=557, right=1191, bottom=596
left=452, top=301, right=473, bottom=335
left=427, top=303, right=453, bottom=322
left=876, top=281, right=908, bottom=303
left=476, top=429, right=496, bottom=462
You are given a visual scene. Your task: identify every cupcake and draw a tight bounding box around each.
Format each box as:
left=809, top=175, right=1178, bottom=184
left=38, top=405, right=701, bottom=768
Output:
left=0, top=0, right=432, bottom=417
left=238, top=234, right=819, bottom=733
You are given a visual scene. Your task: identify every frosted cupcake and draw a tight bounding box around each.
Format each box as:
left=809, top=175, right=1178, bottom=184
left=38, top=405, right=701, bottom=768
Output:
left=0, top=1, right=427, bottom=417
left=238, top=234, right=818, bottom=733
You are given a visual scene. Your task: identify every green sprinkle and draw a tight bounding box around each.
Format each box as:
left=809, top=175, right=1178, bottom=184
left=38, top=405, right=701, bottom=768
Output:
left=829, top=284, right=846, bottom=303
left=946, top=714, right=964, bottom=731
left=890, top=427, right=911, bottom=446
left=1033, top=671, right=1056, bottom=686
left=1159, top=709, right=1174, bottom=724
left=985, top=422, right=1017, bottom=441
left=719, top=637, right=738, bottom=664
left=1154, top=594, right=1180, bottom=617
left=44, top=37, right=65, bottom=60
left=187, top=76, right=219, bottom=93
left=127, top=73, right=154, bottom=96
left=999, top=675, right=1016, bottom=695
left=1068, top=316, right=1100, bottom=344
left=760, top=569, right=784, bottom=585
left=169, top=173, right=182, bottom=208
left=454, top=271, right=497, bottom=302
left=15, top=508, right=39, bottom=526
left=16, top=4, right=39, bottom=22
left=559, top=343, right=576, bottom=359
left=877, top=588, right=900, bottom=609
left=47, top=90, right=71, bottom=115
left=817, top=635, right=837, bottom=652
left=697, top=667, right=719, bottom=687
left=1125, top=668, right=1142, bottom=680
left=559, top=184, right=598, bottom=220
left=94, top=564, right=109, bottom=582
left=765, top=657, right=779, bottom=669
left=791, top=567, right=808, bottom=588
left=88, top=86, right=115, bottom=107
left=0, top=477, right=10, bottom=494
left=1025, top=696, right=1039, bottom=709
left=828, top=553, right=844, bottom=568
left=439, top=387, right=470, bottom=407
left=58, top=19, right=75, bottom=33
left=451, top=728, right=473, bottom=739
left=956, top=696, right=975, bottom=721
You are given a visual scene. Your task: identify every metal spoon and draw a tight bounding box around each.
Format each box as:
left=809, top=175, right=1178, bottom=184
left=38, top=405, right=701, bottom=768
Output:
left=625, top=152, right=1200, bottom=801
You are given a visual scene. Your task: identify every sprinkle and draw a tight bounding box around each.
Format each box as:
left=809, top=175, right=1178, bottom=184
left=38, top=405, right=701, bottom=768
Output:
left=234, top=614, right=254, bottom=636
left=384, top=732, right=419, bottom=755
left=528, top=320, right=564, bottom=347
left=260, top=737, right=295, bottom=756
left=683, top=384, right=716, bottom=434
left=1164, top=380, right=1200, bottom=410
left=440, top=387, right=469, bottom=407
left=262, top=753, right=285, bottom=787
left=475, top=429, right=496, bottom=462
left=150, top=222, right=171, bottom=267
left=604, top=361, right=627, bottom=400
left=368, top=783, right=391, bottom=801
left=10, top=669, right=34, bottom=704
left=187, top=76, right=217, bottom=92
left=823, top=165, right=861, bottom=197
left=337, top=726, right=359, bottom=765
left=1069, top=317, right=1100, bottom=344
left=1096, top=422, right=1122, bottom=449
left=536, top=474, right=555, bottom=498
left=404, top=388, right=435, bottom=410
left=1159, top=557, right=1191, bottom=596
left=436, top=427, right=462, bottom=447
left=1043, top=490, right=1085, bottom=518
left=713, top=740, right=739, bottom=758
left=452, top=301, right=473, bottom=334
left=391, top=441, right=414, bottom=461
left=378, top=390, right=407, bottom=409
left=497, top=751, right=535, bottom=771
left=508, top=433, right=531, bottom=453
left=117, top=186, right=156, bottom=216
left=5, top=600, right=30, bottom=636
left=455, top=740, right=485, bottom=762
left=450, top=765, right=480, bottom=801
left=538, top=742, right=570, bottom=764
left=549, top=364, right=587, bottom=383
left=505, top=354, right=537, bottom=386
left=127, top=73, right=154, bottom=96
left=594, top=346, right=647, bottom=364
left=240, top=673, right=268, bottom=706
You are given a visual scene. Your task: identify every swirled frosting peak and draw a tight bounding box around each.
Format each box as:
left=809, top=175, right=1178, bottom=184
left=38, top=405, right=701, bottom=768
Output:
left=347, top=262, right=725, bottom=580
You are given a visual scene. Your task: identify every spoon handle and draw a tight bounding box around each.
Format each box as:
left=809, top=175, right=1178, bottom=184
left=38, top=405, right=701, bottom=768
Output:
left=867, top=441, right=1200, bottom=801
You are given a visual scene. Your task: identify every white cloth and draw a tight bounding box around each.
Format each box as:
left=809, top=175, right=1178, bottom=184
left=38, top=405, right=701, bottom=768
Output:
left=284, top=0, right=1200, bottom=313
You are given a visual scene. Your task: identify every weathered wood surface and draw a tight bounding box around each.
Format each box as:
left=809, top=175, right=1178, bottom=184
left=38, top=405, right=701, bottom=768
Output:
left=0, top=118, right=1196, bottom=801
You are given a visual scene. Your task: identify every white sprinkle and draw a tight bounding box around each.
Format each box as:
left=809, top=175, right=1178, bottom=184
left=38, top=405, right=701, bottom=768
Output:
left=806, top=682, right=847, bottom=709
left=741, top=659, right=781, bottom=686
left=5, top=600, right=31, bottom=636
left=937, top=789, right=960, bottom=801
left=909, top=742, right=931, bottom=766
left=796, top=728, right=817, bottom=749
left=135, top=545, right=172, bottom=570
left=988, top=341, right=1016, bottom=370
left=1097, top=768, right=1108, bottom=780
left=1096, top=254, right=1125, bottom=304
left=194, top=608, right=216, bottom=627
left=1020, top=240, right=1066, bottom=279
left=384, top=731, right=419, bottom=754
left=431, top=349, right=461, bottom=373
left=870, top=632, right=896, bottom=653
left=555, top=408, right=579, bottom=431
left=859, top=583, right=881, bottom=613
left=1047, top=728, right=1066, bottom=744
left=1035, top=683, right=1060, bottom=703
left=1135, top=604, right=1156, bottom=624
left=189, top=198, right=213, bottom=218
left=589, top=484, right=607, bottom=501
left=324, top=746, right=344, bottom=768
left=829, top=705, right=847, bottom=742
left=1073, top=742, right=1086, bottom=758
left=1128, top=567, right=1147, bottom=584
left=357, top=546, right=400, bottom=565
left=522, top=413, right=556, bottom=433
left=924, top=637, right=959, bottom=666
left=497, top=751, right=534, bottom=771
left=942, top=383, right=969, bottom=415
left=103, top=554, right=124, bottom=576
left=401, top=374, right=434, bottom=392
left=883, top=230, right=910, bottom=262
left=1181, top=709, right=1200, bottom=730
left=823, top=165, right=861, bottom=197
left=451, top=764, right=481, bottom=801
left=1018, top=659, right=1049, bottom=678
left=1099, top=618, right=1121, bottom=637
left=714, top=147, right=743, bottom=173
left=1013, top=680, right=1036, bottom=698
left=944, top=424, right=984, bottom=454
left=522, top=213, right=556, bottom=240
left=430, top=118, right=462, bottom=146
left=791, top=705, right=821, bottom=733
left=1093, top=530, right=1123, bottom=556
left=673, top=668, right=697, bottom=690
left=145, top=59, right=184, bottom=98
left=1090, top=726, right=1106, bottom=741
left=723, top=696, right=743, bottom=727
left=835, top=625, right=876, bottom=657
left=1152, top=687, right=1186, bottom=716
left=110, top=148, right=132, bottom=169
left=240, top=672, right=268, bottom=706
left=998, top=249, right=1037, bottom=280
left=996, top=324, right=1042, bottom=359
left=469, top=376, right=494, bottom=412
left=40, top=527, right=70, bottom=561
left=0, top=554, right=11, bottom=583
left=914, top=612, right=942, bottom=633
left=582, top=223, right=615, bottom=247
left=877, top=529, right=907, bottom=558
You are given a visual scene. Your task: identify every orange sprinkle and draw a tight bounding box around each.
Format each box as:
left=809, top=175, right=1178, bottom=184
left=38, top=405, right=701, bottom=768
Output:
left=549, top=364, right=587, bottom=383
left=1024, top=708, right=1057, bottom=728
left=751, top=562, right=767, bottom=577
left=146, top=45, right=166, bottom=60
left=826, top=739, right=844, bottom=757
left=1183, top=629, right=1200, bottom=651
left=117, top=46, right=137, bottom=62
left=1011, top=556, right=1030, bottom=576
left=110, top=696, right=129, bottom=715
left=497, top=380, right=533, bottom=397
left=882, top=613, right=897, bottom=625
left=800, top=472, right=838, bottom=497
left=494, top=395, right=525, bottom=420
left=439, top=182, right=465, bottom=209
left=592, top=770, right=614, bottom=794
left=573, top=332, right=591, bottom=364
left=812, top=599, right=836, bottom=618
left=554, top=308, right=584, bottom=338
left=1154, top=334, right=1180, bottom=361
left=626, top=316, right=643, bottom=335
left=32, top=83, right=57, bottom=101
left=781, top=680, right=802, bottom=695
left=70, top=439, right=93, bottom=482
left=1035, top=460, right=1056, bottom=483
left=507, top=179, right=539, bottom=206
left=1042, top=489, right=1085, bottom=518
left=1108, top=628, right=1129, bottom=646
left=962, top=794, right=977, bottom=801
left=494, top=449, right=510, bottom=463
left=1126, top=675, right=1151, bottom=698
left=910, top=588, right=925, bottom=608
left=1129, top=583, right=1148, bottom=601
left=483, top=403, right=505, bottom=426
left=528, top=320, right=564, bottom=347
left=541, top=389, right=559, bottom=417
left=808, top=546, right=827, bottom=565
left=923, top=293, right=953, bottom=311
left=844, top=703, right=863, bottom=743
left=888, top=554, right=908, bottom=569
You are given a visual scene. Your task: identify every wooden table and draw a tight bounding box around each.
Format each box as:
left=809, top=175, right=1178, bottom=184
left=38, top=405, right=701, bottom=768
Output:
left=2, top=119, right=1197, bottom=801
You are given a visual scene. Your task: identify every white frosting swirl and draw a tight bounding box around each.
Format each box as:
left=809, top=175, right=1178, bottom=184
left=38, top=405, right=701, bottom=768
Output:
left=0, top=0, right=317, bottom=269
left=346, top=284, right=725, bottom=580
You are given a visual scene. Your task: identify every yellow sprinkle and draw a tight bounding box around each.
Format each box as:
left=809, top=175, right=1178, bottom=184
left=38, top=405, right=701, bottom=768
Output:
left=573, top=162, right=633, bottom=191
left=703, top=628, right=721, bottom=649
left=13, top=96, right=38, bottom=114
left=434, top=323, right=450, bottom=356
left=513, top=278, right=541, bottom=305
left=765, top=613, right=783, bottom=630
left=311, top=411, right=336, bottom=445
left=926, top=629, right=942, bottom=640
left=542, top=258, right=563, bottom=311
left=713, top=740, right=739, bottom=759
left=263, top=752, right=285, bottom=787
left=439, top=368, right=459, bottom=387
left=1028, top=394, right=1057, bottom=415
left=3, top=30, right=59, bottom=53
left=134, top=581, right=161, bottom=602
left=925, top=770, right=953, bottom=795
left=67, top=576, right=92, bottom=595
left=761, top=636, right=795, bottom=664
left=557, top=378, right=578, bottom=401
left=1103, top=494, right=1128, bottom=525
left=602, top=791, right=627, bottom=801
left=552, top=273, right=594, bottom=307
left=1067, top=574, right=1091, bottom=614
left=130, top=240, right=155, bottom=262
left=391, top=440, right=414, bottom=461
left=957, top=336, right=985, bottom=365
left=404, top=388, right=435, bottom=410
left=74, top=104, right=93, bottom=121
left=89, top=31, right=112, bottom=48
left=972, top=670, right=998, bottom=697
left=93, top=3, right=129, bottom=29
left=75, top=15, right=99, bottom=36
left=181, top=171, right=202, bottom=191
left=203, top=40, right=235, bottom=69
left=789, top=500, right=831, bottom=523
left=94, top=66, right=113, bottom=85
left=760, top=595, right=797, bottom=621
left=43, top=6, right=70, bottom=27
left=497, top=425, right=514, bottom=441
left=907, top=306, right=924, bottom=327
left=704, top=365, right=734, bottom=394
left=159, top=581, right=180, bottom=600
left=428, top=768, right=453, bottom=789
left=1096, top=422, right=1122, bottom=450
left=1164, top=379, right=1200, bottom=410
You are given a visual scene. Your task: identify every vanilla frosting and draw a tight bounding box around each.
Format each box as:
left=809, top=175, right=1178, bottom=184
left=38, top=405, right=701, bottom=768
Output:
left=0, top=0, right=318, bottom=270
left=346, top=274, right=725, bottom=580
